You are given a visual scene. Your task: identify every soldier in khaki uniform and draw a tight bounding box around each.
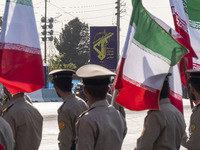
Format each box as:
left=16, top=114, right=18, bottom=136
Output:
left=135, top=74, right=186, bottom=150
left=182, top=70, right=200, bottom=149
left=0, top=116, right=15, bottom=150
left=49, top=69, right=88, bottom=150
left=75, top=64, right=127, bottom=150
left=2, top=87, right=43, bottom=150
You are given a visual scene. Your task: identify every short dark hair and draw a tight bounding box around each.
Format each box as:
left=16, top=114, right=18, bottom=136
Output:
left=84, top=85, right=108, bottom=99
left=53, top=78, right=72, bottom=92
left=160, top=79, right=169, bottom=99
left=188, top=78, right=200, bottom=93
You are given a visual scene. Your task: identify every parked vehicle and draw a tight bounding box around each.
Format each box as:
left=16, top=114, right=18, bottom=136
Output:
left=74, top=82, right=87, bottom=102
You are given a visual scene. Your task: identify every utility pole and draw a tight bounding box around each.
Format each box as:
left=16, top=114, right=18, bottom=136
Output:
left=44, top=0, right=47, bottom=63
left=41, top=0, right=53, bottom=63
left=116, top=0, right=120, bottom=61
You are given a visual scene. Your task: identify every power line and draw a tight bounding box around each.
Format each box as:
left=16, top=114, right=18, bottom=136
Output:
left=48, top=2, right=76, bottom=18
left=82, top=14, right=114, bottom=20
left=70, top=8, right=115, bottom=14
left=47, top=2, right=94, bottom=26
left=69, top=2, right=115, bottom=8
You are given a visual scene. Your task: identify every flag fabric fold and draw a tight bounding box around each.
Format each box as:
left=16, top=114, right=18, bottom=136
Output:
left=186, top=0, right=200, bottom=70
left=113, top=0, right=188, bottom=111
left=169, top=0, right=198, bottom=86
left=0, top=0, right=45, bottom=94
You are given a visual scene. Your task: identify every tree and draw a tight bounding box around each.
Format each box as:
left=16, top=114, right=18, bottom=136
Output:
left=54, top=17, right=90, bottom=70
left=48, top=53, right=77, bottom=72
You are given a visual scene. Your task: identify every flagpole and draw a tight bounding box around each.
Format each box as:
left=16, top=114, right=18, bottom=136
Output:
left=44, top=0, right=47, bottom=63
left=181, top=58, right=194, bottom=109
left=111, top=90, right=118, bottom=106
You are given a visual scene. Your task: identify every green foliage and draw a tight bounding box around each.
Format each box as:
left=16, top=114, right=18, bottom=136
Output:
left=48, top=53, right=77, bottom=72
left=54, top=17, right=90, bottom=70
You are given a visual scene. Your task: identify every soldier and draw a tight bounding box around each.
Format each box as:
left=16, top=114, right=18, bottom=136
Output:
left=75, top=64, right=127, bottom=150
left=182, top=70, right=200, bottom=149
left=0, top=89, right=32, bottom=115
left=0, top=116, right=15, bottom=150
left=49, top=69, right=88, bottom=150
left=135, top=74, right=186, bottom=150
left=2, top=86, right=43, bottom=150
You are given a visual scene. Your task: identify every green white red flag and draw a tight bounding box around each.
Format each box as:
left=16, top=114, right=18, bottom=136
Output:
left=150, top=13, right=193, bottom=113
left=113, top=0, right=188, bottom=111
left=169, top=0, right=198, bottom=86
left=186, top=0, right=200, bottom=70
left=0, top=0, right=45, bottom=94
left=170, top=0, right=200, bottom=70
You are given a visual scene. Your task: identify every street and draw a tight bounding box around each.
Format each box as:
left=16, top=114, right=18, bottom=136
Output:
left=33, top=99, right=192, bottom=150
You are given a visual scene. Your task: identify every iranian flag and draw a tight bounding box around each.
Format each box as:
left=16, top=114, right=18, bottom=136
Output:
left=169, top=0, right=198, bottom=86
left=113, top=0, right=188, bottom=111
left=170, top=0, right=200, bottom=71
left=187, top=0, right=200, bottom=70
left=0, top=0, right=45, bottom=94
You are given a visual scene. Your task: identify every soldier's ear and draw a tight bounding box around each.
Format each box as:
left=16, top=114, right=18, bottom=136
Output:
left=83, top=86, right=88, bottom=95
left=71, top=83, right=74, bottom=89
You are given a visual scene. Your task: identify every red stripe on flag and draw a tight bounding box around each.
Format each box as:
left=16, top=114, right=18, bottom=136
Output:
left=116, top=78, right=160, bottom=110
left=113, top=58, right=125, bottom=90
left=169, top=90, right=183, bottom=114
left=0, top=49, right=44, bottom=94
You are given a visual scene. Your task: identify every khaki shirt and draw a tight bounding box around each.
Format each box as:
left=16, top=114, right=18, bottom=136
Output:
left=0, top=116, right=15, bottom=150
left=106, top=93, right=126, bottom=118
left=2, top=96, right=43, bottom=150
left=182, top=103, right=200, bottom=150
left=76, top=100, right=127, bottom=150
left=58, top=94, right=88, bottom=150
left=135, top=98, right=186, bottom=150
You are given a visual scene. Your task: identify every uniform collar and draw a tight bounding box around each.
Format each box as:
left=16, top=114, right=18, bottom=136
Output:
left=90, top=100, right=109, bottom=109
left=63, top=93, right=75, bottom=102
left=193, top=103, right=200, bottom=112
left=12, top=95, right=26, bottom=103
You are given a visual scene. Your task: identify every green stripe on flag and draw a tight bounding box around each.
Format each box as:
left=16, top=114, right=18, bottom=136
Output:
left=130, top=0, right=188, bottom=66
left=7, top=0, right=33, bottom=7
left=187, top=0, right=200, bottom=22
left=187, top=0, right=200, bottom=29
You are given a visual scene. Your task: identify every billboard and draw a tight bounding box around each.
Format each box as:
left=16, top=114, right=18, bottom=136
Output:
left=90, top=26, right=117, bottom=70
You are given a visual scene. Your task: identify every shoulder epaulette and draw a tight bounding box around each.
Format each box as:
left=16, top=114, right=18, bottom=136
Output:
left=78, top=107, right=95, bottom=118
left=2, top=104, right=14, bottom=113
left=79, top=110, right=89, bottom=118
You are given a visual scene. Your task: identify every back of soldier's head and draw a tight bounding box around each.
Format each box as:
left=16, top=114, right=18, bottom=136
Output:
left=187, top=70, right=200, bottom=93
left=83, top=78, right=110, bottom=99
left=49, top=69, right=75, bottom=92
left=160, top=73, right=171, bottom=99
left=76, top=64, right=115, bottom=99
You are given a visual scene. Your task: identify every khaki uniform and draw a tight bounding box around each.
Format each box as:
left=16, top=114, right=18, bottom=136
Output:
left=58, top=94, right=88, bottom=150
left=182, top=103, right=200, bottom=149
left=76, top=100, right=127, bottom=150
left=2, top=95, right=43, bottom=150
left=0, top=116, right=15, bottom=150
left=135, top=98, right=186, bottom=150
left=1, top=95, right=32, bottom=115
left=106, top=93, right=126, bottom=118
